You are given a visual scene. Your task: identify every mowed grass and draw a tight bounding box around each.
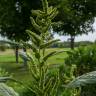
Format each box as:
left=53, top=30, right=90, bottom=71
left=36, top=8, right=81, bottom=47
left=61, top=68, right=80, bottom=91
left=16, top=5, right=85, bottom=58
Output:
left=0, top=48, right=69, bottom=81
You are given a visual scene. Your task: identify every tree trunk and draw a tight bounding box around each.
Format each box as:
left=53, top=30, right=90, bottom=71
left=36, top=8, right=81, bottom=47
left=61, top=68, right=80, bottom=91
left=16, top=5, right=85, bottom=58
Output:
left=23, top=48, right=27, bottom=67
left=15, top=46, right=19, bottom=63
left=70, top=35, right=75, bottom=50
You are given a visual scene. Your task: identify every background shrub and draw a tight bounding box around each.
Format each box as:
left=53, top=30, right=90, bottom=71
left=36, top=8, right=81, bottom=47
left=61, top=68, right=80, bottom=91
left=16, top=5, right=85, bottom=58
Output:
left=65, top=44, right=96, bottom=96
left=65, top=44, right=96, bottom=76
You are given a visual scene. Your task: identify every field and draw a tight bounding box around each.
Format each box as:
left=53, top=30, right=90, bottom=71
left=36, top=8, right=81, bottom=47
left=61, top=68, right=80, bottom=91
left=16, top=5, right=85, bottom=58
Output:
left=0, top=48, right=69, bottom=82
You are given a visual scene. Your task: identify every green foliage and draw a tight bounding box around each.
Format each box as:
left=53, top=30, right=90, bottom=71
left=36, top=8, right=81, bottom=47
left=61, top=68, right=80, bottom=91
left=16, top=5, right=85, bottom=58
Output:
left=65, top=45, right=96, bottom=76
left=67, top=71, right=96, bottom=88
left=51, top=0, right=96, bottom=36
left=0, top=68, right=9, bottom=77
left=0, top=83, right=19, bottom=96
left=0, top=68, right=19, bottom=96
left=49, top=0, right=96, bottom=49
left=2, top=0, right=96, bottom=95
left=65, top=45, right=96, bottom=95
left=17, top=0, right=79, bottom=96
left=57, top=64, right=77, bottom=96
left=0, top=0, right=42, bottom=42
left=0, top=0, right=82, bottom=95
left=67, top=71, right=96, bottom=96
left=20, top=0, right=63, bottom=96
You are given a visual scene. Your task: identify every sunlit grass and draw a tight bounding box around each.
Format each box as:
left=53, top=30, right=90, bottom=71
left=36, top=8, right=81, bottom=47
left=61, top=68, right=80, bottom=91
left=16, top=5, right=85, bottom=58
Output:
left=0, top=48, right=70, bottom=93
left=0, top=48, right=69, bottom=81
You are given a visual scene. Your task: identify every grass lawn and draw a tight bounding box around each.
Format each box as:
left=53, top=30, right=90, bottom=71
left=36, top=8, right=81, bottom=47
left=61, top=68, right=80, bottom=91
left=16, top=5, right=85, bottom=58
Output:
left=0, top=48, right=69, bottom=82
left=0, top=48, right=70, bottom=93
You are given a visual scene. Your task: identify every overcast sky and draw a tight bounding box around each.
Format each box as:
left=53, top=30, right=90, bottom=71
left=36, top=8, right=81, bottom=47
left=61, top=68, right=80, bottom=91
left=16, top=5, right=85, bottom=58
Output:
left=54, top=19, right=96, bottom=42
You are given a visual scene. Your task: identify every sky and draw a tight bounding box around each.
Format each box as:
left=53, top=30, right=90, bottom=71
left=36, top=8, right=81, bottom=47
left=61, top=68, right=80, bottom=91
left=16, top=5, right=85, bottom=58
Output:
left=54, top=31, right=96, bottom=42
left=54, top=19, right=96, bottom=42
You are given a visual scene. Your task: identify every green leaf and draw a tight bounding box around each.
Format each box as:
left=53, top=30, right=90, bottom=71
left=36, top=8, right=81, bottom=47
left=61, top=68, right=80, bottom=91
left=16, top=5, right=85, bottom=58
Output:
left=53, top=50, right=71, bottom=55
left=67, top=71, right=96, bottom=88
left=41, top=50, right=67, bottom=64
left=40, top=51, right=56, bottom=66
left=48, top=7, right=58, bottom=20
left=21, top=42, right=40, bottom=60
left=27, top=53, right=35, bottom=64
left=43, top=51, right=56, bottom=61
left=42, top=20, right=51, bottom=33
left=30, top=44, right=40, bottom=59
left=29, top=67, right=39, bottom=82
left=22, top=42, right=39, bottom=57
left=0, top=77, right=11, bottom=82
left=44, top=78, right=53, bottom=95
left=26, top=30, right=41, bottom=45
left=40, top=39, right=60, bottom=49
left=42, top=0, right=48, bottom=13
left=50, top=72, right=59, bottom=96
left=41, top=50, right=67, bottom=66
left=30, top=17, right=42, bottom=33
left=0, top=83, right=19, bottom=96
left=32, top=10, right=45, bottom=16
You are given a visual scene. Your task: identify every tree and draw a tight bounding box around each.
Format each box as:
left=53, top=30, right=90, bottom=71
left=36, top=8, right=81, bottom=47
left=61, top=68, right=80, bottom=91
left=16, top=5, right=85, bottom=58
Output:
left=49, top=0, right=96, bottom=49
left=0, top=0, right=41, bottom=63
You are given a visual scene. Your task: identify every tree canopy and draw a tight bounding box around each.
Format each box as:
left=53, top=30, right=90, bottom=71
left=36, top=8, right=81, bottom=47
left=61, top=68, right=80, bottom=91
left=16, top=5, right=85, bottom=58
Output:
left=48, top=0, right=96, bottom=49
left=0, top=0, right=96, bottom=43
left=0, top=0, right=41, bottom=63
left=0, top=0, right=41, bottom=41
left=51, top=0, right=96, bottom=36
